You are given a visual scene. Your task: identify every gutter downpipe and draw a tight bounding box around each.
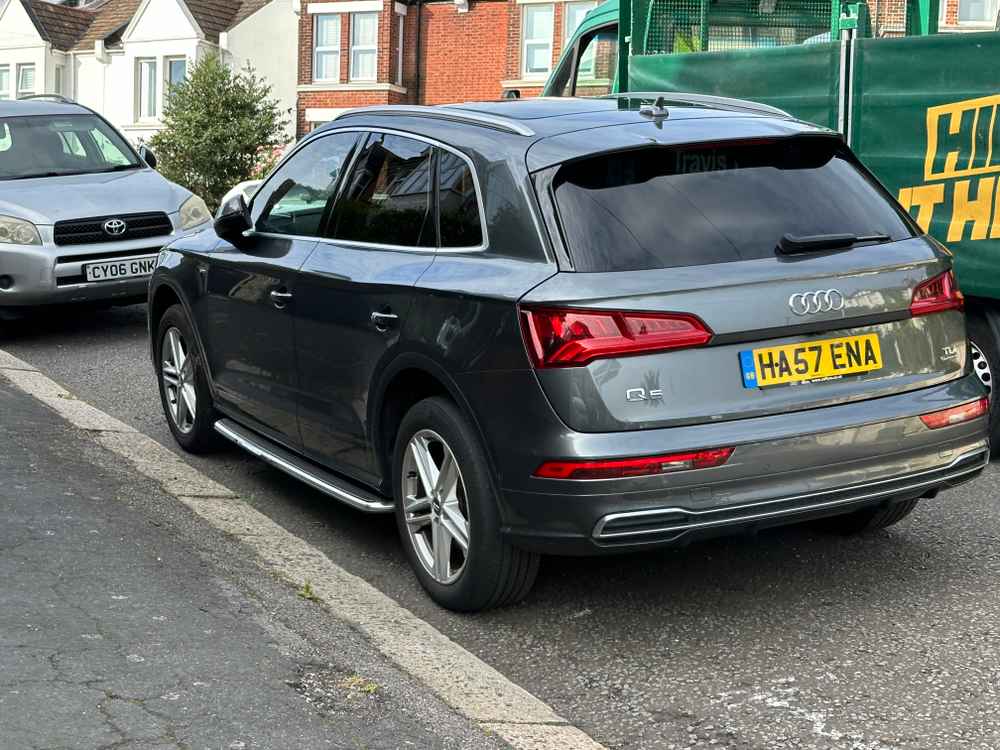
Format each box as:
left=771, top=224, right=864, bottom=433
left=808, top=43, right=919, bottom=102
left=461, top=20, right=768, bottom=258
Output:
left=414, top=0, right=423, bottom=104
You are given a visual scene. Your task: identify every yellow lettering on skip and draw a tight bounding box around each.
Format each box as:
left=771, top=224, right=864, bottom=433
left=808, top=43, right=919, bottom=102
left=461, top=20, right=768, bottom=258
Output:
left=899, top=184, right=946, bottom=233
left=948, top=177, right=996, bottom=242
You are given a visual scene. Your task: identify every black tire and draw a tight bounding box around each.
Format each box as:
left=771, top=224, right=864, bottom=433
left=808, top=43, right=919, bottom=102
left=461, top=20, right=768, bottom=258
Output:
left=816, top=498, right=920, bottom=535
left=392, top=396, right=539, bottom=612
left=154, top=304, right=223, bottom=454
left=965, top=307, right=1000, bottom=455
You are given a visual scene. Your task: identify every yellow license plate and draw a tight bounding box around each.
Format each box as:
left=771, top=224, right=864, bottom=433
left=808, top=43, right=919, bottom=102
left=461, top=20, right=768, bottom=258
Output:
left=739, top=333, right=882, bottom=388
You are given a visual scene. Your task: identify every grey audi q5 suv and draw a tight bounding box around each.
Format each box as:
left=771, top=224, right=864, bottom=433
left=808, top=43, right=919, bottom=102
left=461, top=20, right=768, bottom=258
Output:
left=148, top=96, right=989, bottom=611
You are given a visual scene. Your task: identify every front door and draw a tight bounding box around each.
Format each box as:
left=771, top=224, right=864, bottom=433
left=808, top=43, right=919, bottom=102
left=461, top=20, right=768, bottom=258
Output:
left=194, top=131, right=360, bottom=446
left=294, top=131, right=441, bottom=484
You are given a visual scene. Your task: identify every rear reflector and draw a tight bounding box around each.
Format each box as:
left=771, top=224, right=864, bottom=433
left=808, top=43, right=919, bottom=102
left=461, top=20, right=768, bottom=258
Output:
left=520, top=306, right=712, bottom=368
left=919, top=397, right=988, bottom=429
left=534, top=447, right=734, bottom=480
left=910, top=270, right=963, bottom=316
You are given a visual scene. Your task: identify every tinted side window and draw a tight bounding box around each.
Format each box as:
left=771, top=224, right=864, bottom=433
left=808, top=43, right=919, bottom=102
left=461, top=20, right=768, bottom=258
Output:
left=253, top=132, right=357, bottom=237
left=330, top=133, right=434, bottom=247
left=437, top=150, right=483, bottom=248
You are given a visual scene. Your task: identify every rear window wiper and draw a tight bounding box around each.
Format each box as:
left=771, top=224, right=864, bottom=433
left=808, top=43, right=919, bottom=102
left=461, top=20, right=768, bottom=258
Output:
left=777, top=232, right=892, bottom=255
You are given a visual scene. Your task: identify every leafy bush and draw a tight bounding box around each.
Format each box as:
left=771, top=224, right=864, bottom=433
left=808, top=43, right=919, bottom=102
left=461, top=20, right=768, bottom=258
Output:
left=148, top=54, right=289, bottom=209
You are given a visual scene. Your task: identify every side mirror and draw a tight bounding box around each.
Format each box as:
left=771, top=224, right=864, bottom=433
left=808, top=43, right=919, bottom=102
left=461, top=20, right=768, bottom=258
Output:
left=214, top=194, right=251, bottom=246
left=138, top=144, right=157, bottom=169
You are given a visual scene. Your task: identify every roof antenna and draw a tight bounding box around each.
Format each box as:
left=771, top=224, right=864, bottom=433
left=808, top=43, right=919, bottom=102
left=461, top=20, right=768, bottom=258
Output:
left=639, top=96, right=669, bottom=124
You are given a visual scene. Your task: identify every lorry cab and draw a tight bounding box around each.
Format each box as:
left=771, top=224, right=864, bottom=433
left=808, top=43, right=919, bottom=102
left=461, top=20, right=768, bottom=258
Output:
left=543, top=0, right=621, bottom=98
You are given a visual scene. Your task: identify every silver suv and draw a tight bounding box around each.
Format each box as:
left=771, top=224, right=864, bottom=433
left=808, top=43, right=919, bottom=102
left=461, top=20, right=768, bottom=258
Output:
left=0, top=99, right=211, bottom=317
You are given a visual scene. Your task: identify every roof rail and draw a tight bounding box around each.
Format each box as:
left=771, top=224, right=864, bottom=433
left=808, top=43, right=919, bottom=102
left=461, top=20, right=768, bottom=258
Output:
left=333, top=105, right=535, bottom=137
left=607, top=92, right=792, bottom=119
left=17, top=94, right=76, bottom=104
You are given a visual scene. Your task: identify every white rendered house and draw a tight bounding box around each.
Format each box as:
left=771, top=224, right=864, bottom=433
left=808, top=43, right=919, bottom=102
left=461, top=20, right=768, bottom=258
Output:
left=0, top=0, right=299, bottom=142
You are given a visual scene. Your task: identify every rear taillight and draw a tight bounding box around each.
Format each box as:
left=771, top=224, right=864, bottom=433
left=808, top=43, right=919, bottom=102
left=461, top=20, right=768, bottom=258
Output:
left=519, top=306, right=712, bottom=368
left=534, top=447, right=734, bottom=480
left=910, top=270, right=963, bottom=316
left=919, top=397, right=988, bottom=429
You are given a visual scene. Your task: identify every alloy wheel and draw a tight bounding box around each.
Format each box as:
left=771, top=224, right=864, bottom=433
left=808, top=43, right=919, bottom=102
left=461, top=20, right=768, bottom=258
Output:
left=401, top=429, right=471, bottom=584
left=161, top=326, right=197, bottom=434
left=971, top=341, right=993, bottom=397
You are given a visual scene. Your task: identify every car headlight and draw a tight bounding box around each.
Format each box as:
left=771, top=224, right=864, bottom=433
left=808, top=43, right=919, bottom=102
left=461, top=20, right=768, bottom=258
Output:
left=179, top=195, right=212, bottom=230
left=0, top=215, right=41, bottom=245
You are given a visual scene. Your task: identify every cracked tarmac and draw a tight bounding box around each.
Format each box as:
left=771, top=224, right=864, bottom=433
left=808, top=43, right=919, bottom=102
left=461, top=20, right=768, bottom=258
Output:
left=0, top=378, right=505, bottom=750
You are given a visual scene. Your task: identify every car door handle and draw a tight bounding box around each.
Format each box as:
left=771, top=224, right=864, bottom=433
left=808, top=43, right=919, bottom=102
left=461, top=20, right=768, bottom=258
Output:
left=371, top=311, right=399, bottom=331
left=270, top=289, right=293, bottom=308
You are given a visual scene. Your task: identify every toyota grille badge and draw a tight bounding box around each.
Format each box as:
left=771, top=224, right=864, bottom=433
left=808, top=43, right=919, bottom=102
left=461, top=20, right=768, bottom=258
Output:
left=103, top=218, right=128, bottom=236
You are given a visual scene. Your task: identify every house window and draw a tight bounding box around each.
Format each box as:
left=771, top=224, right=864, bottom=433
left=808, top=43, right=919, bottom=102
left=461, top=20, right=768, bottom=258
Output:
left=958, top=0, right=998, bottom=21
left=0, top=66, right=9, bottom=100
left=350, top=12, right=378, bottom=81
left=166, top=57, right=187, bottom=88
left=395, top=14, right=404, bottom=86
left=313, top=14, right=341, bottom=82
left=564, top=2, right=597, bottom=75
left=522, top=4, right=554, bottom=79
left=16, top=64, right=35, bottom=97
left=54, top=65, right=64, bottom=94
left=136, top=58, right=157, bottom=120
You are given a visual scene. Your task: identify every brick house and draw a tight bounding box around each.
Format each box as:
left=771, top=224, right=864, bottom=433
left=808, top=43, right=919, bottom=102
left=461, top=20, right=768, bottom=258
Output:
left=297, top=0, right=599, bottom=134
left=296, top=0, right=997, bottom=136
left=867, top=0, right=996, bottom=35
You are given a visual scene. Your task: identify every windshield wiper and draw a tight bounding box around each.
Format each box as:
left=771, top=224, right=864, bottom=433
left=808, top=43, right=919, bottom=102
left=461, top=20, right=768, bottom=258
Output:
left=2, top=170, right=88, bottom=180
left=777, top=232, right=892, bottom=255
left=98, top=164, right=142, bottom=172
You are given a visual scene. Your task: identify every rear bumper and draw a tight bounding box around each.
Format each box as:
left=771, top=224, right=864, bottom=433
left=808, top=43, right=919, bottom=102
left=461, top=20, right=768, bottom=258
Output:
left=591, top=447, right=986, bottom=545
left=472, top=371, right=991, bottom=555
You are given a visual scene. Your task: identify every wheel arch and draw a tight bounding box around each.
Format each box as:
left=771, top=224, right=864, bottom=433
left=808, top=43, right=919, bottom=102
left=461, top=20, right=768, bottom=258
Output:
left=148, top=277, right=218, bottom=401
left=370, top=352, right=502, bottom=498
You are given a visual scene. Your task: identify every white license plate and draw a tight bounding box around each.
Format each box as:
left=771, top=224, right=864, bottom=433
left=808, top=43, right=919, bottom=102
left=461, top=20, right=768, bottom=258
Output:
left=83, top=255, right=158, bottom=282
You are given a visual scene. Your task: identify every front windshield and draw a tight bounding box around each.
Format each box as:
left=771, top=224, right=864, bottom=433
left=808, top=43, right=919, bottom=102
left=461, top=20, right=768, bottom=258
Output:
left=0, top=113, right=141, bottom=180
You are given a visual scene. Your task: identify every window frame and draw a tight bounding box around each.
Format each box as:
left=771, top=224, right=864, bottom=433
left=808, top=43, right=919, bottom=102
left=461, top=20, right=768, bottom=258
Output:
left=395, top=13, right=404, bottom=86
left=0, top=65, right=10, bottom=101
left=252, top=127, right=488, bottom=253
left=135, top=57, right=157, bottom=121
left=53, top=64, right=64, bottom=95
left=249, top=130, right=361, bottom=237
left=521, top=3, right=555, bottom=80
left=350, top=12, right=379, bottom=82
left=165, top=56, right=187, bottom=90
left=956, top=0, right=998, bottom=23
left=16, top=63, right=35, bottom=98
left=313, top=13, right=342, bottom=83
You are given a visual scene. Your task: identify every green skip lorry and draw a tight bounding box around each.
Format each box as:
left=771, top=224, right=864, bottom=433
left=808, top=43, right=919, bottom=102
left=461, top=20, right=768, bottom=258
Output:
left=541, top=0, right=1000, bottom=447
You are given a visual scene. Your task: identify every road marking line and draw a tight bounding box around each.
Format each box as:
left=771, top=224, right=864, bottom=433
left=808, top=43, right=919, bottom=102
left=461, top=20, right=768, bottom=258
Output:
left=0, top=350, right=607, bottom=750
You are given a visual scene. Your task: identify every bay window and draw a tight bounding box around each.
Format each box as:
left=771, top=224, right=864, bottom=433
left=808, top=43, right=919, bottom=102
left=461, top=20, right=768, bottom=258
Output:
left=16, top=64, right=35, bottom=98
left=314, top=14, right=341, bottom=82
left=522, top=4, right=554, bottom=79
left=957, top=0, right=998, bottom=22
left=350, top=12, right=378, bottom=81
left=136, top=58, right=157, bottom=120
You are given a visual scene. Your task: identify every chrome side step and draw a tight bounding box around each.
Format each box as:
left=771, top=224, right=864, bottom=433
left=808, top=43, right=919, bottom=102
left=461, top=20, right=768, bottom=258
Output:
left=213, top=418, right=394, bottom=513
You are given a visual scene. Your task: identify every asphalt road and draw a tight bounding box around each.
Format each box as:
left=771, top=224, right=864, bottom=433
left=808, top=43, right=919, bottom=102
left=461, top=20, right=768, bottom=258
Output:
left=5, top=304, right=1000, bottom=750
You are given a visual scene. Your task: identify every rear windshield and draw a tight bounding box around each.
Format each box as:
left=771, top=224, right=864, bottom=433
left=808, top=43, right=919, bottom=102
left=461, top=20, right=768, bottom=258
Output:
left=551, top=137, right=916, bottom=272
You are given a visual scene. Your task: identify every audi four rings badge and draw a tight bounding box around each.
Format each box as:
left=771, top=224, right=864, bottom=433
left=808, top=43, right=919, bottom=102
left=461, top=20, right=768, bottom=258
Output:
left=789, top=289, right=845, bottom=316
